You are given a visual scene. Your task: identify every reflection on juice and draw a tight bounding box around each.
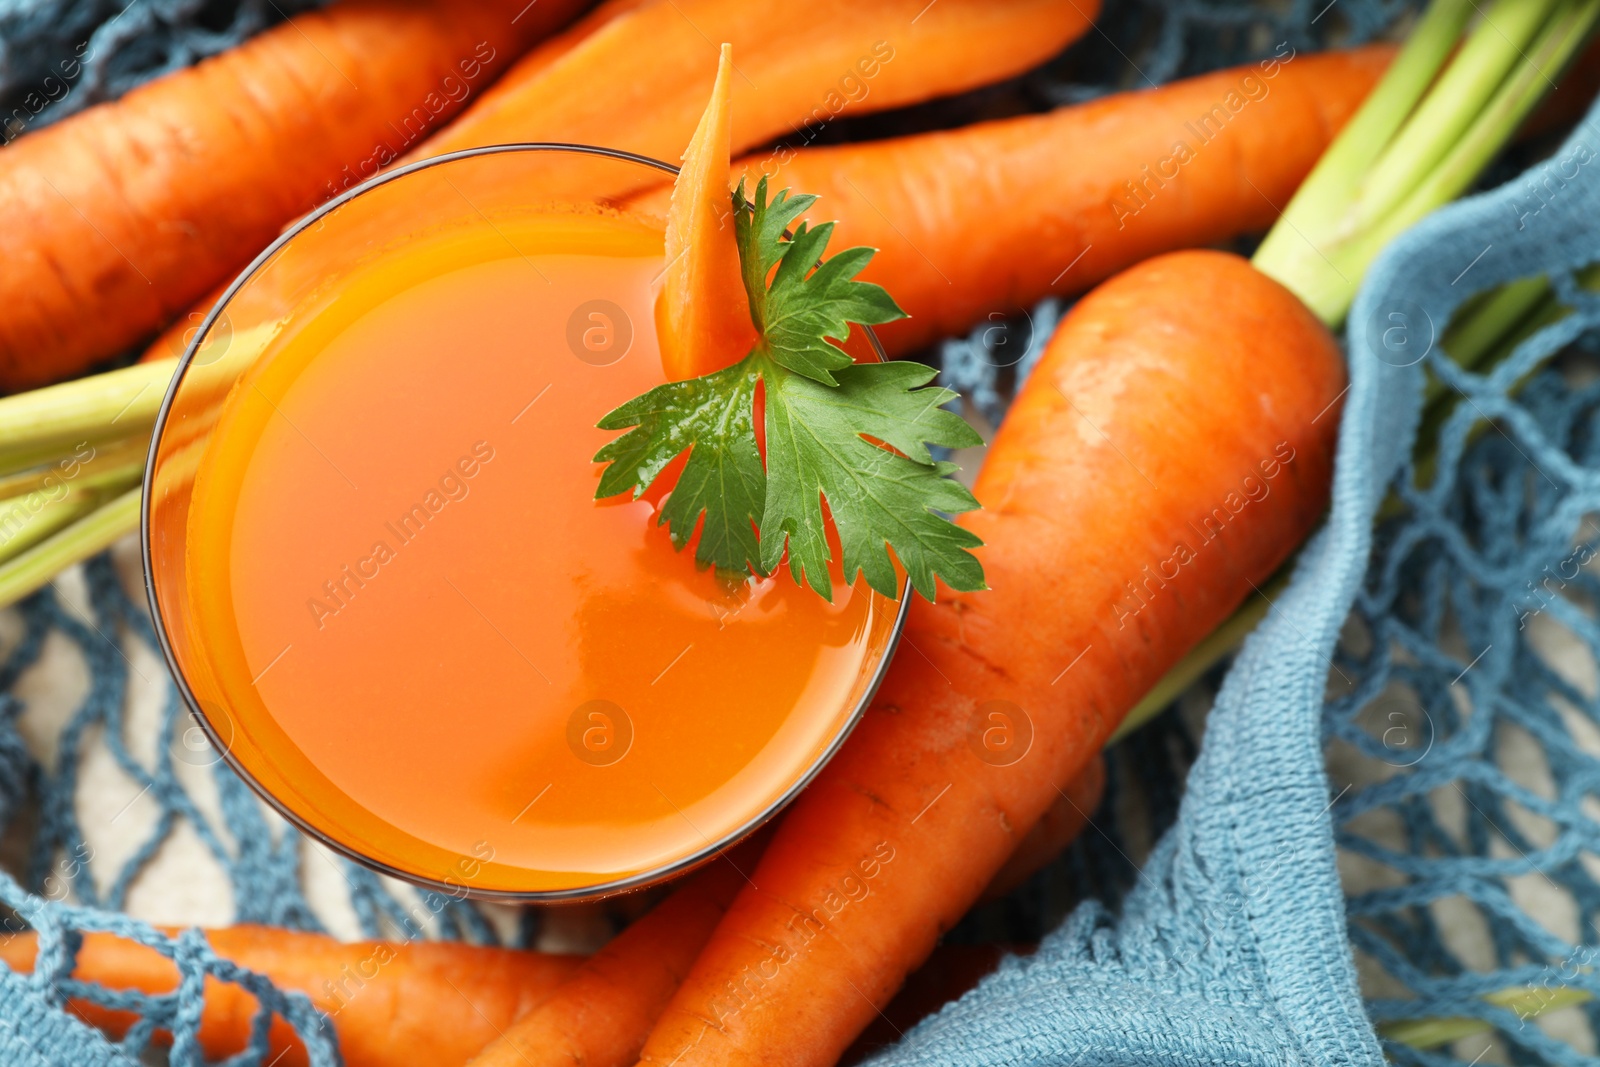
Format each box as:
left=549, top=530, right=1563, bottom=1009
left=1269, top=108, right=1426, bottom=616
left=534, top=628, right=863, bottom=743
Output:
left=183, top=207, right=899, bottom=895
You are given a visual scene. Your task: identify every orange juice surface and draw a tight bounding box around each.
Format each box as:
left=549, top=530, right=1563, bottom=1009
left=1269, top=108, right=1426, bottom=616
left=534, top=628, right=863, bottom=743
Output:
left=183, top=208, right=900, bottom=895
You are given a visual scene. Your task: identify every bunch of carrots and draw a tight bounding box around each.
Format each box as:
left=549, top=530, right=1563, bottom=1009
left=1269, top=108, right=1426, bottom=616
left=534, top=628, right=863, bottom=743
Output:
left=0, top=0, right=1596, bottom=1064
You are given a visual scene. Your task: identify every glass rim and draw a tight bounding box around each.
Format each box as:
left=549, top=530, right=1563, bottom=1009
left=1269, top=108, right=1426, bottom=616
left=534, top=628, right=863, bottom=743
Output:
left=139, top=141, right=912, bottom=903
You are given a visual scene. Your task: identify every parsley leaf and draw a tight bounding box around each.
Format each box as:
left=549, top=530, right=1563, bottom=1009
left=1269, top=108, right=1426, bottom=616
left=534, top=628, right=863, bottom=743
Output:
left=735, top=180, right=905, bottom=385
left=594, top=359, right=764, bottom=576
left=762, top=361, right=984, bottom=601
left=593, top=177, right=986, bottom=601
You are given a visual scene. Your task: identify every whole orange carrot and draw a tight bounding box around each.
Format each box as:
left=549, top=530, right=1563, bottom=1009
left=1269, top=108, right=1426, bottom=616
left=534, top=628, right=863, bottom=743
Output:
left=0, top=924, right=581, bottom=1067
left=139, top=0, right=1099, bottom=371
left=467, top=854, right=749, bottom=1067
left=0, top=0, right=586, bottom=391
left=418, top=0, right=1100, bottom=202
left=628, top=46, right=1393, bottom=356
left=629, top=4, right=1595, bottom=1053
left=632, top=250, right=1345, bottom=1066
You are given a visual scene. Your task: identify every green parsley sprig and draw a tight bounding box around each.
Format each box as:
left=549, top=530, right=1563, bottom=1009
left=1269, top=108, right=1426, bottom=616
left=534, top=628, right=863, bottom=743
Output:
left=593, top=177, right=984, bottom=602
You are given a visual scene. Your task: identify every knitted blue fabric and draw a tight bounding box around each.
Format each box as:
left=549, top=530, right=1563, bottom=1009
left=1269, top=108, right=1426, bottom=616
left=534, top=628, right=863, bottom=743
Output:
left=3, top=1, right=1600, bottom=1065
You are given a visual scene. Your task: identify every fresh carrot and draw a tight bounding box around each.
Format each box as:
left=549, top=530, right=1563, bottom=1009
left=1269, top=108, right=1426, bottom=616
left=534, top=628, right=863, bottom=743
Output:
left=657, top=44, right=756, bottom=381
left=0, top=924, right=581, bottom=1067
left=980, top=756, right=1105, bottom=903
left=0, top=0, right=586, bottom=392
left=466, top=853, right=749, bottom=1067
left=631, top=4, right=1597, bottom=1061
left=632, top=249, right=1346, bottom=1067
left=417, top=0, right=1100, bottom=203
left=141, top=0, right=1100, bottom=368
left=626, top=46, right=1394, bottom=356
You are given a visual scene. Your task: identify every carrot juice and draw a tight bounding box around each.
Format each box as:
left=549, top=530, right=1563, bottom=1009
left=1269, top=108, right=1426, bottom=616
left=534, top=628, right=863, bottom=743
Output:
left=180, top=205, right=900, bottom=896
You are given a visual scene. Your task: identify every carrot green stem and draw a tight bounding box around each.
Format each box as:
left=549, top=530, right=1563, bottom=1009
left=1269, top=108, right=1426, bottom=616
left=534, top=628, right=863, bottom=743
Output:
left=1332, top=0, right=1600, bottom=305
left=0, top=436, right=150, bottom=502
left=1380, top=981, right=1592, bottom=1048
left=1408, top=263, right=1599, bottom=488
left=1354, top=0, right=1562, bottom=229
left=0, top=488, right=141, bottom=610
left=1439, top=275, right=1555, bottom=372
left=0, top=487, right=109, bottom=566
left=0, top=359, right=175, bottom=472
left=1250, top=0, right=1472, bottom=315
left=1253, top=0, right=1600, bottom=325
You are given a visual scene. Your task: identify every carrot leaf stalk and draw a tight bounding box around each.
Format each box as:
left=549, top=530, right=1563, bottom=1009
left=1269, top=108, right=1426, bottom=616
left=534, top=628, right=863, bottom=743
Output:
left=1254, top=0, right=1600, bottom=325
left=595, top=175, right=983, bottom=601
left=0, top=488, right=142, bottom=606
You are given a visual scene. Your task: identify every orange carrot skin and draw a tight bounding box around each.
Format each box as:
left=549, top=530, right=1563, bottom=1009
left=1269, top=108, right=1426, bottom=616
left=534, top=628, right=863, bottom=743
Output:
left=0, top=0, right=585, bottom=391
left=140, top=0, right=1098, bottom=370
left=657, top=45, right=758, bottom=381
left=0, top=925, right=581, bottom=1067
left=842, top=943, right=1020, bottom=1065
left=468, top=856, right=748, bottom=1067
left=417, top=0, right=1100, bottom=201
left=635, top=250, right=1346, bottom=1066
left=980, top=754, right=1105, bottom=902
left=137, top=0, right=644, bottom=370
left=627, top=46, right=1391, bottom=357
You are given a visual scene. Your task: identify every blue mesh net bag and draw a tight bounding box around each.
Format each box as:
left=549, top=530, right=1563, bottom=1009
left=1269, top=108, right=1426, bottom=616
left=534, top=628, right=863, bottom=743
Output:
left=3, top=1, right=1600, bottom=1065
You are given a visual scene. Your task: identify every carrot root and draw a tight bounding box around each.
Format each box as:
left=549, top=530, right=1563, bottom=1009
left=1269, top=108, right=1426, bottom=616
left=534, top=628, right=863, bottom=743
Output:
left=468, top=853, right=751, bottom=1067
left=633, top=250, right=1345, bottom=1066
left=657, top=44, right=757, bottom=381
left=0, top=0, right=586, bottom=390
left=0, top=925, right=581, bottom=1067
left=627, top=47, right=1394, bottom=357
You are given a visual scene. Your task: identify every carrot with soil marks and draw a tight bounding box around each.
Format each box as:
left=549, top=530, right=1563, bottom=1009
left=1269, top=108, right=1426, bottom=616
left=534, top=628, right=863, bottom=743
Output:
left=627, top=3, right=1599, bottom=1063
left=417, top=0, right=1100, bottom=203
left=627, top=46, right=1394, bottom=356
left=0, top=0, right=586, bottom=391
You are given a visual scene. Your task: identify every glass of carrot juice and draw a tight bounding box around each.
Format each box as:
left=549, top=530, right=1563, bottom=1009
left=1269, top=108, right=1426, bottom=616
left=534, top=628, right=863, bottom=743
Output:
left=142, top=145, right=908, bottom=901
